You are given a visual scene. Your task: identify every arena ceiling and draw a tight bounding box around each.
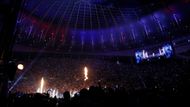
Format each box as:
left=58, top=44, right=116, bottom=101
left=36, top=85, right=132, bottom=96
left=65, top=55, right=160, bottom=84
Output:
left=14, top=0, right=190, bottom=52
left=22, top=0, right=178, bottom=29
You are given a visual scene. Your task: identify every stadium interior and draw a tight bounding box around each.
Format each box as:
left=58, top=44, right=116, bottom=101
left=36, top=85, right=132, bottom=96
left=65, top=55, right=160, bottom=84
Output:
left=0, top=0, right=190, bottom=107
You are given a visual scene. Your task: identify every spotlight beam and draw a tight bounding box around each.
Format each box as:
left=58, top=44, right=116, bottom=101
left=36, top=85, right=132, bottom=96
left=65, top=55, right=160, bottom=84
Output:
left=41, top=1, right=57, bottom=37
left=8, top=49, right=45, bottom=92
left=55, top=1, right=72, bottom=38
left=43, top=1, right=64, bottom=39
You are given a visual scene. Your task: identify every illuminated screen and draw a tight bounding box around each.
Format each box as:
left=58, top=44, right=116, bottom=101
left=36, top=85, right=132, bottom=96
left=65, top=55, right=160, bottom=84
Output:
left=135, top=44, right=174, bottom=63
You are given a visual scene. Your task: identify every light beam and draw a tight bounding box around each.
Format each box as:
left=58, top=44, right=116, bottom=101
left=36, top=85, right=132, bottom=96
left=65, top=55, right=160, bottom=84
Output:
left=40, top=77, right=44, bottom=93
left=84, top=67, right=88, bottom=81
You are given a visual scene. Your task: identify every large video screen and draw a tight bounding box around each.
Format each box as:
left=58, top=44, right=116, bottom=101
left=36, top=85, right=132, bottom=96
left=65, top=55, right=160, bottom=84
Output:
left=135, top=44, right=174, bottom=63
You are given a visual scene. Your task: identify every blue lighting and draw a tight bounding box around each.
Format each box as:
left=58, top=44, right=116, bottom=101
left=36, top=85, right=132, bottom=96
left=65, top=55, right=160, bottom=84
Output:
left=15, top=0, right=187, bottom=51
left=135, top=44, right=174, bottom=63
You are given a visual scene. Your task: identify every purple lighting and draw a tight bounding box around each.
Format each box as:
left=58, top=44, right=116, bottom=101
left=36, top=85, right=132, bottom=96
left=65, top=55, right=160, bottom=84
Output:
left=173, top=13, right=180, bottom=25
left=140, top=20, right=149, bottom=36
left=130, top=25, right=136, bottom=41
left=152, top=15, right=163, bottom=32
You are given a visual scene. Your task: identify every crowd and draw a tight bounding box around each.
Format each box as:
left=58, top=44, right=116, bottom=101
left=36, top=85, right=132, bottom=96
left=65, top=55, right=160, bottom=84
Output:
left=8, top=84, right=189, bottom=107
left=7, top=56, right=190, bottom=106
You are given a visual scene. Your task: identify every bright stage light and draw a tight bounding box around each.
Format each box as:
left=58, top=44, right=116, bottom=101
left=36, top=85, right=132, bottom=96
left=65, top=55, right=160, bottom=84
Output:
left=84, top=66, right=88, bottom=81
left=17, top=64, right=24, bottom=70
left=37, top=77, right=45, bottom=94
left=40, top=77, right=44, bottom=93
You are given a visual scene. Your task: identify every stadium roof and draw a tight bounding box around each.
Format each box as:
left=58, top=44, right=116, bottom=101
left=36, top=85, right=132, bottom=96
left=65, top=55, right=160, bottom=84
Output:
left=14, top=0, right=190, bottom=53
